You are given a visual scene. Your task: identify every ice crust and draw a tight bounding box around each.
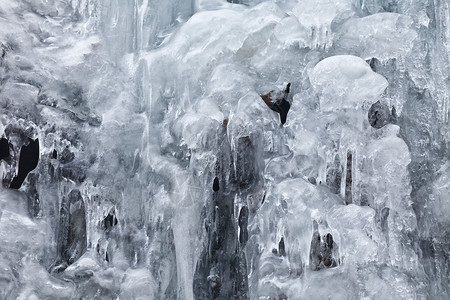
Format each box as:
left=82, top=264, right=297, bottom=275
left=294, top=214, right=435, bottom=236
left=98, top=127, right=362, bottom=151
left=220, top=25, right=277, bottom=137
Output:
left=0, top=0, right=449, bottom=299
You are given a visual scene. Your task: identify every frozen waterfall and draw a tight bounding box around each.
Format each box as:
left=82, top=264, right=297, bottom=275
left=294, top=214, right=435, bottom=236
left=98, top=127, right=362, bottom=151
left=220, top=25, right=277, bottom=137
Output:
left=0, top=0, right=449, bottom=299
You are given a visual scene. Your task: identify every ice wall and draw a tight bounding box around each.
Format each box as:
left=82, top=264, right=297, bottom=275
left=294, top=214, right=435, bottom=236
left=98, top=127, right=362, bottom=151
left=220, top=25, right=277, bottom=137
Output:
left=0, top=0, right=449, bottom=299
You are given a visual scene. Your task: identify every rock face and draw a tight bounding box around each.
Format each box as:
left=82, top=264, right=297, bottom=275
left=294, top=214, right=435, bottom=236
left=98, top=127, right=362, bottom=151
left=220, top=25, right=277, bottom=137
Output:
left=368, top=100, right=393, bottom=129
left=193, top=129, right=249, bottom=300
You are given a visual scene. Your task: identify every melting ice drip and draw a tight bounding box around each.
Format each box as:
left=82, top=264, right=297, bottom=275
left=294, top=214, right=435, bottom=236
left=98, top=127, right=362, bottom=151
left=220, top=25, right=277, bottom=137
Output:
left=0, top=0, right=449, bottom=299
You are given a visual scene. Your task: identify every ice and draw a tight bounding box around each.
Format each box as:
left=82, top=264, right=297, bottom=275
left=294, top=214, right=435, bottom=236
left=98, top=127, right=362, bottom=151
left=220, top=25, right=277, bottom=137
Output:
left=309, top=55, right=388, bottom=112
left=292, top=0, right=354, bottom=48
left=333, top=13, right=418, bottom=60
left=0, top=0, right=449, bottom=299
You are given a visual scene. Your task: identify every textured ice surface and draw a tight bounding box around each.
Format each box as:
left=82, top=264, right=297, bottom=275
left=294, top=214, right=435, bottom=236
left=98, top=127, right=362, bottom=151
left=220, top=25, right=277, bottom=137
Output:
left=0, top=0, right=449, bottom=299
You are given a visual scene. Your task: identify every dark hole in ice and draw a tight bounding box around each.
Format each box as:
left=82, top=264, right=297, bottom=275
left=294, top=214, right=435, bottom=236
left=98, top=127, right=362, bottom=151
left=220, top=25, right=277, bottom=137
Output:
left=345, top=151, right=352, bottom=205
left=238, top=206, right=249, bottom=228
left=309, top=221, right=339, bottom=270
left=213, top=177, right=220, bottom=192
left=10, top=138, right=39, bottom=189
left=325, top=233, right=333, bottom=249
left=238, top=206, right=249, bottom=245
left=52, top=149, right=57, bottom=159
left=0, top=138, right=9, bottom=160
left=105, top=251, right=110, bottom=262
left=102, top=210, right=118, bottom=230
left=272, top=248, right=278, bottom=255
left=278, top=237, right=286, bottom=256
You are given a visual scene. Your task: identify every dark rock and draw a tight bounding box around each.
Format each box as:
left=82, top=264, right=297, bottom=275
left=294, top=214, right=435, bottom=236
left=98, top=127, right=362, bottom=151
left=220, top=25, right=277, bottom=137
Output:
left=0, top=138, right=9, bottom=160
left=284, top=82, right=291, bottom=94
left=60, top=147, right=75, bottom=164
left=260, top=83, right=291, bottom=125
left=271, top=98, right=291, bottom=125
left=345, top=151, right=352, bottom=205
left=368, top=100, right=390, bottom=129
left=10, top=138, right=39, bottom=189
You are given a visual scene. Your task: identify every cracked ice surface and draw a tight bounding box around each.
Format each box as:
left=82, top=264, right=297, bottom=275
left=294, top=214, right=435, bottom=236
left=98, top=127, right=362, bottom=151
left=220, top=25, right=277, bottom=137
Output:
left=0, top=0, right=449, bottom=299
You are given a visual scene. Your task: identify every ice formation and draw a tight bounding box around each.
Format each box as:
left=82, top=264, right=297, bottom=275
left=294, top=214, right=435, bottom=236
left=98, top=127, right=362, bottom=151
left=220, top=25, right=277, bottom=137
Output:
left=0, top=0, right=449, bottom=299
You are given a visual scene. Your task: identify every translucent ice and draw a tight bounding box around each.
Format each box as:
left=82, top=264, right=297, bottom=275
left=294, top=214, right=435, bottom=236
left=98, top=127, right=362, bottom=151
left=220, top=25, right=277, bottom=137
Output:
left=309, top=55, right=388, bottom=112
left=334, top=13, right=418, bottom=60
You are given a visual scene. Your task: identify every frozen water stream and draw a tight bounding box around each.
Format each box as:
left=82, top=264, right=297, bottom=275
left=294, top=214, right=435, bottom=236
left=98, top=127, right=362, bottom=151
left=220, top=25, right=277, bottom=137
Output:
left=0, top=0, right=449, bottom=299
